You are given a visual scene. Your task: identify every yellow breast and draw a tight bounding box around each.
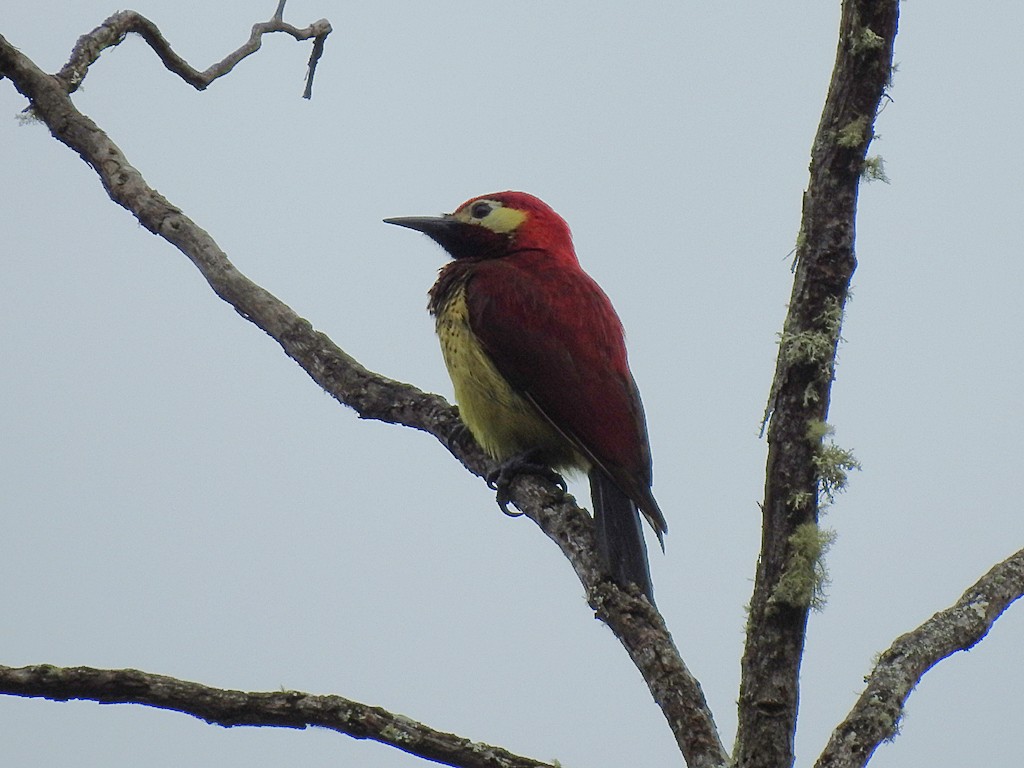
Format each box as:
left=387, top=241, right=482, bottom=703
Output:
left=435, top=285, right=580, bottom=469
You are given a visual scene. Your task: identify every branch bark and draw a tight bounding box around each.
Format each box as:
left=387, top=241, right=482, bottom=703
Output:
left=0, top=11, right=726, bottom=768
left=815, top=547, right=1024, bottom=768
left=737, top=3, right=899, bottom=767
left=0, top=665, right=555, bottom=768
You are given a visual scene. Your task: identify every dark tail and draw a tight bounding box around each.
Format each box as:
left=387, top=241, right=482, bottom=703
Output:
left=589, top=469, right=655, bottom=603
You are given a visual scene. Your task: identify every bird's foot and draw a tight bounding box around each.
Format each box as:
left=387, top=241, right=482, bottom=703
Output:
left=486, top=451, right=567, bottom=517
left=444, top=420, right=473, bottom=454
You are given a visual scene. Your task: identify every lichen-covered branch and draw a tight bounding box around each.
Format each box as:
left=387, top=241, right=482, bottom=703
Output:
left=736, top=3, right=899, bottom=768
left=0, top=665, right=555, bottom=768
left=55, top=3, right=331, bottom=98
left=815, top=547, right=1024, bottom=768
left=0, top=16, right=726, bottom=768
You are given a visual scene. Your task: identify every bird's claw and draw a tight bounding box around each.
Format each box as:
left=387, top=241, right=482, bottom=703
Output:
left=486, top=452, right=567, bottom=516
left=444, top=420, right=472, bottom=454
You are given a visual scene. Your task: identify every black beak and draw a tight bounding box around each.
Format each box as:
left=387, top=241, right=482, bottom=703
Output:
left=383, top=215, right=458, bottom=238
left=385, top=213, right=509, bottom=261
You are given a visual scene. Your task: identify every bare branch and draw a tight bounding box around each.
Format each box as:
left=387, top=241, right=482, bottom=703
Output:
left=0, top=22, right=727, bottom=768
left=0, top=665, right=556, bottom=768
left=511, top=480, right=729, bottom=768
left=54, top=7, right=332, bottom=98
left=0, top=29, right=454, bottom=445
left=737, top=2, right=899, bottom=767
left=816, top=547, right=1024, bottom=768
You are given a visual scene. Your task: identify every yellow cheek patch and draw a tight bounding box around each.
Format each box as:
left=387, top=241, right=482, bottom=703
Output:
left=453, top=201, right=528, bottom=234
left=479, top=206, right=527, bottom=234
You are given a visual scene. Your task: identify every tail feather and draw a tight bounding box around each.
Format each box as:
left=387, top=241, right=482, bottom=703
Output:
left=589, top=469, right=655, bottom=603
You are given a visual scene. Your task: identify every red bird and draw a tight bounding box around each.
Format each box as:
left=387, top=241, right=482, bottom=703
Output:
left=386, top=191, right=666, bottom=602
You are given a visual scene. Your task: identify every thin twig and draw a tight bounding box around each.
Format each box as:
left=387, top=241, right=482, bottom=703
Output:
left=0, top=665, right=556, bottom=768
left=55, top=7, right=331, bottom=98
left=815, top=547, right=1024, bottom=768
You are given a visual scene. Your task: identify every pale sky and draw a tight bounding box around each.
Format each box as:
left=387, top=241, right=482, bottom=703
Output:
left=2, top=2, right=1023, bottom=767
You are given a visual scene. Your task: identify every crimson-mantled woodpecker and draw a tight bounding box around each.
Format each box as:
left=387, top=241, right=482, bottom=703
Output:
left=386, top=191, right=667, bottom=602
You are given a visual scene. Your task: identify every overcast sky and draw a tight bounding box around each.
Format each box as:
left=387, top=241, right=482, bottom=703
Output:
left=3, top=2, right=1023, bottom=767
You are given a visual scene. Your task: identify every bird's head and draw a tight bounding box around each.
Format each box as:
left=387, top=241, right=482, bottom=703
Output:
left=385, top=191, right=576, bottom=263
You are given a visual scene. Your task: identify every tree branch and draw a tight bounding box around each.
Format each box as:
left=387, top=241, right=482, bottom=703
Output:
left=815, top=547, right=1024, bottom=768
left=0, top=25, right=457, bottom=448
left=737, top=2, right=899, bottom=767
left=55, top=4, right=332, bottom=99
left=512, top=481, right=728, bottom=768
left=0, top=665, right=555, bottom=768
left=0, top=15, right=727, bottom=768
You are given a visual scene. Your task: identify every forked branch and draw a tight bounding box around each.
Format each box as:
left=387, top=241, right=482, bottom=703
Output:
left=55, top=3, right=331, bottom=98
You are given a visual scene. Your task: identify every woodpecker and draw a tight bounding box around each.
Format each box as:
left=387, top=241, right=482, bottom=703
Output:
left=385, top=191, right=666, bottom=602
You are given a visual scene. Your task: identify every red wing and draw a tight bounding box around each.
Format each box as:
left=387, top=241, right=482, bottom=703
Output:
left=465, top=256, right=653, bottom=486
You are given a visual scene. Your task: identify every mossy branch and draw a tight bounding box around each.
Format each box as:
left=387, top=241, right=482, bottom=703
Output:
left=737, top=3, right=900, bottom=768
left=771, top=523, right=836, bottom=611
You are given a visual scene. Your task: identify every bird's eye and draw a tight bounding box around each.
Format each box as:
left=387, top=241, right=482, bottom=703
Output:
left=470, top=201, right=493, bottom=219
